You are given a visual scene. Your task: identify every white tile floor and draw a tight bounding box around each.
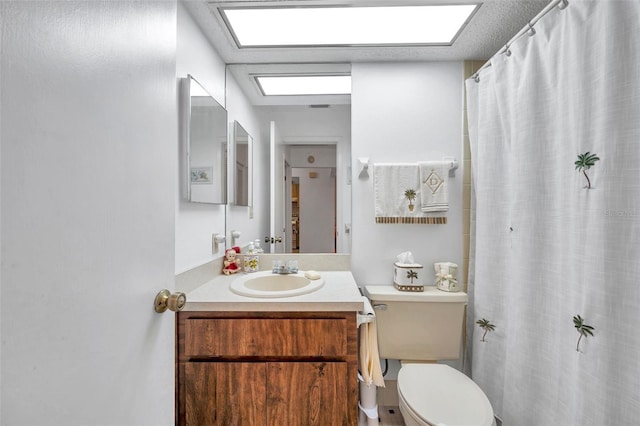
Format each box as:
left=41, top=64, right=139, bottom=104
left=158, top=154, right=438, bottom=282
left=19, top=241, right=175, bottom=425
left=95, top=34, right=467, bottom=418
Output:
left=378, top=406, right=405, bottom=425
left=377, top=405, right=502, bottom=426
left=374, top=381, right=405, bottom=425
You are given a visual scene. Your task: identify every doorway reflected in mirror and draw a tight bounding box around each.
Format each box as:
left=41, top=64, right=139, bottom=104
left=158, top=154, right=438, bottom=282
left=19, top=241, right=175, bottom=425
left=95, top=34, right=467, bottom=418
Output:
left=289, top=167, right=336, bottom=254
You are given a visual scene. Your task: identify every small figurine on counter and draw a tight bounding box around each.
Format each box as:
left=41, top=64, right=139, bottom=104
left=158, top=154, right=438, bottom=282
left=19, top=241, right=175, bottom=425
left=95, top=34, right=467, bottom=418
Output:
left=222, top=246, right=241, bottom=275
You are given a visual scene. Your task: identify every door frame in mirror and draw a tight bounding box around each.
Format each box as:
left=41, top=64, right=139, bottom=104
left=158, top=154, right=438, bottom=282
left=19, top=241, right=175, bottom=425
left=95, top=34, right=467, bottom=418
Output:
left=271, top=135, right=349, bottom=254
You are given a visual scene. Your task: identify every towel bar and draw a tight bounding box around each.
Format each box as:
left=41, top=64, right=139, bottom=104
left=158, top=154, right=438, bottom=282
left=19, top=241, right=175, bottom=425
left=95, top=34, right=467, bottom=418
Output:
left=369, top=157, right=458, bottom=173
left=358, top=313, right=375, bottom=327
left=358, top=296, right=376, bottom=327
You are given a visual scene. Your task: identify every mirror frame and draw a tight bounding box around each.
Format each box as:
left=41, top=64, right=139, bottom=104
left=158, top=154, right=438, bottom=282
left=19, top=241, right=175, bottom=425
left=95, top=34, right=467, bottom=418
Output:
left=232, top=120, right=253, bottom=207
left=184, top=74, right=228, bottom=205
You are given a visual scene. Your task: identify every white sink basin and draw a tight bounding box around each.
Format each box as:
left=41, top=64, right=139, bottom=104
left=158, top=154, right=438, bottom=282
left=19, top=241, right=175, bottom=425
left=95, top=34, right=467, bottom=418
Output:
left=229, top=271, right=324, bottom=298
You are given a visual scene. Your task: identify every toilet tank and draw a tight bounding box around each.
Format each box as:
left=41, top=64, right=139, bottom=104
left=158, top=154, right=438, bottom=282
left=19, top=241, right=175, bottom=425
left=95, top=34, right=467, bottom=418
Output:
left=365, top=285, right=468, bottom=361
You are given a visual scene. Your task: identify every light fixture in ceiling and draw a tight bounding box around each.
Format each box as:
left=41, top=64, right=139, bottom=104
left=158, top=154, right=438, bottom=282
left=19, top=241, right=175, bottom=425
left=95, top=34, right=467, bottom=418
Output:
left=255, top=75, right=351, bottom=96
left=220, top=4, right=480, bottom=48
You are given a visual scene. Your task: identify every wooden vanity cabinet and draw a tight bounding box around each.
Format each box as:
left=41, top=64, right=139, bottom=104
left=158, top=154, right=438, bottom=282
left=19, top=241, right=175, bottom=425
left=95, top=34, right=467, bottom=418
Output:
left=176, top=311, right=358, bottom=426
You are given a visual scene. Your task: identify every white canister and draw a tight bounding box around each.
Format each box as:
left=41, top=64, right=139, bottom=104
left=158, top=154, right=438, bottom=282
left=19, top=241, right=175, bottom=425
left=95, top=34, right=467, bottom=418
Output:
left=244, top=255, right=259, bottom=273
left=393, top=262, right=424, bottom=292
left=434, top=262, right=459, bottom=292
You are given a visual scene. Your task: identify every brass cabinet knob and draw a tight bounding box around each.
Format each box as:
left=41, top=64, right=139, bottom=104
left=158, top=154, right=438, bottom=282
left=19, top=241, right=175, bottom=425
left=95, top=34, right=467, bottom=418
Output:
left=154, top=289, right=186, bottom=313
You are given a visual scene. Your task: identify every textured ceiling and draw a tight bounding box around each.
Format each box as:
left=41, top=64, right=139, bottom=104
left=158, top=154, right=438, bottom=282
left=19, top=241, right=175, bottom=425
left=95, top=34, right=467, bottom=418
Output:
left=182, top=0, right=550, bottom=104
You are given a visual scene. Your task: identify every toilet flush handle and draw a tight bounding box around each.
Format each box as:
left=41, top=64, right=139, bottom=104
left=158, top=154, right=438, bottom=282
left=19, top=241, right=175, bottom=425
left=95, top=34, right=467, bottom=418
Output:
left=372, top=304, right=387, bottom=311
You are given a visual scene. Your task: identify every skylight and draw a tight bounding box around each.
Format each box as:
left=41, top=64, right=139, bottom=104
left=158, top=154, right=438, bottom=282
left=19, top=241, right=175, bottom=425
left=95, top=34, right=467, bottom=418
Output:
left=220, top=4, right=479, bottom=47
left=256, top=75, right=351, bottom=96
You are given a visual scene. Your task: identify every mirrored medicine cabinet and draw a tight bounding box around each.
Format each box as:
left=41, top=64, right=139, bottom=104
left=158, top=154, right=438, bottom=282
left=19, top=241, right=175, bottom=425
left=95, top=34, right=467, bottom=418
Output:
left=184, top=74, right=227, bottom=204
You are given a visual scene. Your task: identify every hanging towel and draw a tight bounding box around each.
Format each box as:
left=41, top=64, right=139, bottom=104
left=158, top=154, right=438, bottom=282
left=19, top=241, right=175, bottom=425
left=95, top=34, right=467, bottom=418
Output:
left=418, top=161, right=449, bottom=212
left=359, top=297, right=385, bottom=387
left=373, top=163, right=421, bottom=218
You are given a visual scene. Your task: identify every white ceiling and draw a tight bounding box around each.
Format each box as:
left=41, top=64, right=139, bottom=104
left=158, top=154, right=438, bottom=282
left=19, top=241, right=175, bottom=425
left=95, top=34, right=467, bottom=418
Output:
left=182, top=0, right=550, bottom=105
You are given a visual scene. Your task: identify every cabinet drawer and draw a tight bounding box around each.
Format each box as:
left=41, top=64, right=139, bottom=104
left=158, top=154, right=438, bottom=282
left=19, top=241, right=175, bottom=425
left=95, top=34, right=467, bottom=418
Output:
left=185, top=318, right=347, bottom=357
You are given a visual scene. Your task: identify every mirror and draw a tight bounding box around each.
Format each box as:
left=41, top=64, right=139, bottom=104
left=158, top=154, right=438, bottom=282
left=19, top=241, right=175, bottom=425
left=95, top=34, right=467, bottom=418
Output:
left=233, top=121, right=252, bottom=206
left=223, top=64, right=351, bottom=254
left=184, top=75, right=227, bottom=204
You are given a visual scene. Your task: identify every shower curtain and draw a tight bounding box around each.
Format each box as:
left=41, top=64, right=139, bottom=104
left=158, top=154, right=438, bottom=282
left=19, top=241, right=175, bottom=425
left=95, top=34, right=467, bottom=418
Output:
left=466, top=1, right=640, bottom=424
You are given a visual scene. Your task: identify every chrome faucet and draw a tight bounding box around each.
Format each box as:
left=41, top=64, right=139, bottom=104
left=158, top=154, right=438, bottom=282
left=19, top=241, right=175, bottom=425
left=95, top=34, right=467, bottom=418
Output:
left=272, top=260, right=299, bottom=275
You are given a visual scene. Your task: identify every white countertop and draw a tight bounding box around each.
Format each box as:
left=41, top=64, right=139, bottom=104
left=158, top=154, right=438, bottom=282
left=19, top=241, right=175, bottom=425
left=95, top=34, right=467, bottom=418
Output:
left=184, top=270, right=365, bottom=312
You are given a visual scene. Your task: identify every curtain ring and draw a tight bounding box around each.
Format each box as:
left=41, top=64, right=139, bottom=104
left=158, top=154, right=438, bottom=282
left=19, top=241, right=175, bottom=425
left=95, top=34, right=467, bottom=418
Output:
left=558, top=0, right=569, bottom=10
left=504, top=45, right=512, bottom=57
left=473, top=73, right=480, bottom=83
left=527, top=22, right=536, bottom=36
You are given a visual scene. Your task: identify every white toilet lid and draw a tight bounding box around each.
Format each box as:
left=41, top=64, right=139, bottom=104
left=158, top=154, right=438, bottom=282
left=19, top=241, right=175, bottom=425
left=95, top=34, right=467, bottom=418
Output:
left=398, top=364, right=494, bottom=426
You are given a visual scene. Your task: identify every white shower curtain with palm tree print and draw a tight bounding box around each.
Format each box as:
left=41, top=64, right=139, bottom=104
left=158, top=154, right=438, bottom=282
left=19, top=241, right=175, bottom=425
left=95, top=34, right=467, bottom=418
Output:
left=465, top=1, right=640, bottom=424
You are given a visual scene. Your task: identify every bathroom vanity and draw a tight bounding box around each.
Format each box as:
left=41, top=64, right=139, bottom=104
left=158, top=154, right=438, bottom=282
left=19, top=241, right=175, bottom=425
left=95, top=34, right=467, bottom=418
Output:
left=176, top=271, right=363, bottom=426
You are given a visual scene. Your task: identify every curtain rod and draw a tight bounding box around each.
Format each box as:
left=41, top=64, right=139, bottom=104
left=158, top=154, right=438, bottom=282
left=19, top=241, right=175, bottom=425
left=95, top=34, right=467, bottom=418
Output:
left=472, top=0, right=569, bottom=81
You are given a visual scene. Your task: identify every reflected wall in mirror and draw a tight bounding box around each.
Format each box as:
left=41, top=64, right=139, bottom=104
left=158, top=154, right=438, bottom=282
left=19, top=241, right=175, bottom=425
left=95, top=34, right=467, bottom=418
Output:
left=233, top=121, right=252, bottom=206
left=184, top=75, right=227, bottom=204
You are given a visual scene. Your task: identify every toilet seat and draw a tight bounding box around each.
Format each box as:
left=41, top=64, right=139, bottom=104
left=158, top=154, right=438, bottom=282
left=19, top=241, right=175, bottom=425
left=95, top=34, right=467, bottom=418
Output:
left=397, top=364, right=495, bottom=426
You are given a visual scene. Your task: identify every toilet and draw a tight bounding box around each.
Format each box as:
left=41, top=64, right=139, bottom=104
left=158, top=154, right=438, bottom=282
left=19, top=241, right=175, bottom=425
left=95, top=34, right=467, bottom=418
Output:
left=365, top=285, right=495, bottom=426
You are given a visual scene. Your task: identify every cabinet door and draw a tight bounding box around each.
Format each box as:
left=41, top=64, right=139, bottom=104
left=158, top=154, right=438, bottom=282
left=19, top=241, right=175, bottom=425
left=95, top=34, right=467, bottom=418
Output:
left=184, top=363, right=217, bottom=426
left=183, top=363, right=266, bottom=426
left=216, top=363, right=267, bottom=426
left=267, top=362, right=348, bottom=426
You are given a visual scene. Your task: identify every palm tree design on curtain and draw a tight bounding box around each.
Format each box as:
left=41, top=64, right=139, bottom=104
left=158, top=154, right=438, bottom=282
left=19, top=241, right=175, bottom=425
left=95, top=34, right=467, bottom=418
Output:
left=575, top=152, right=600, bottom=189
left=573, top=315, right=595, bottom=352
left=476, top=318, right=496, bottom=342
left=406, top=270, right=418, bottom=283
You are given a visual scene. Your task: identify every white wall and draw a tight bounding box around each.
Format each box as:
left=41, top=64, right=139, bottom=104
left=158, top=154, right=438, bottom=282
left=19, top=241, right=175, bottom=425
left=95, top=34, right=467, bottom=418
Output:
left=256, top=105, right=351, bottom=252
left=225, top=66, right=268, bottom=252
left=175, top=3, right=266, bottom=272
left=175, top=3, right=227, bottom=273
left=1, top=1, right=177, bottom=424
left=351, top=62, right=464, bottom=287
left=289, top=145, right=337, bottom=167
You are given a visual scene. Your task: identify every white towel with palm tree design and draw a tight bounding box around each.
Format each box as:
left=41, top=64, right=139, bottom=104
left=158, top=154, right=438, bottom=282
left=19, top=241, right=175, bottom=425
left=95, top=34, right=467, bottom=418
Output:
left=419, top=161, right=449, bottom=212
left=373, top=163, right=421, bottom=217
